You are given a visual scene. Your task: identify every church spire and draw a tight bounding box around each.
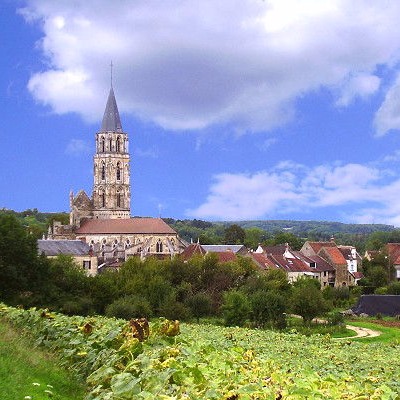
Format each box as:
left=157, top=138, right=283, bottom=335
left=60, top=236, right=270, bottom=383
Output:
left=93, top=77, right=131, bottom=220
left=100, top=86, right=123, bottom=133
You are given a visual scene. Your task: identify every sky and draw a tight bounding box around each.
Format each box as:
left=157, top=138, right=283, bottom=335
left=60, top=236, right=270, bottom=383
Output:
left=3, top=1, right=400, bottom=225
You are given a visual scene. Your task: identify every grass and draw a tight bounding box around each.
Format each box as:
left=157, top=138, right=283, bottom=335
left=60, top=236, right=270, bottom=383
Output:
left=346, top=319, right=400, bottom=343
left=0, top=318, right=86, bottom=400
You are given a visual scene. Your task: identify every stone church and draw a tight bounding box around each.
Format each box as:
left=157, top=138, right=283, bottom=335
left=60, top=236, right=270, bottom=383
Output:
left=48, top=84, right=185, bottom=268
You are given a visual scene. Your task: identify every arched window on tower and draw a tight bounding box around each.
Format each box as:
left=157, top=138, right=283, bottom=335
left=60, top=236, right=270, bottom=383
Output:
left=117, top=192, right=122, bottom=207
left=101, top=163, right=106, bottom=180
left=156, top=240, right=163, bottom=253
left=101, top=137, right=105, bottom=152
left=109, top=138, right=112, bottom=151
left=101, top=192, right=105, bottom=207
left=116, top=136, right=121, bottom=152
left=116, top=162, right=121, bottom=181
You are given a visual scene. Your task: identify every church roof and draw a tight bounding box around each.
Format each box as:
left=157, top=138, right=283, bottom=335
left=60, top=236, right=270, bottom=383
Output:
left=100, top=87, right=123, bottom=133
left=75, top=217, right=177, bottom=235
left=38, top=239, right=91, bottom=256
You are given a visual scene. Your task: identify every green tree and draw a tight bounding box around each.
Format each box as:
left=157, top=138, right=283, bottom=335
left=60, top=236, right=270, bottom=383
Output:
left=387, top=282, right=400, bottom=295
left=368, top=266, right=389, bottom=288
left=244, top=227, right=267, bottom=249
left=264, top=232, right=305, bottom=251
left=291, top=280, right=327, bottom=324
left=186, top=292, right=213, bottom=322
left=221, top=290, right=251, bottom=326
left=250, top=290, right=286, bottom=329
left=0, top=214, right=49, bottom=303
left=105, top=295, right=152, bottom=320
left=224, top=224, right=246, bottom=244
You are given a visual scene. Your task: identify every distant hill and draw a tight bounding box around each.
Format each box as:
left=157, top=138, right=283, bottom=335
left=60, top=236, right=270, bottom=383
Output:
left=223, top=220, right=395, bottom=236
left=163, top=218, right=396, bottom=248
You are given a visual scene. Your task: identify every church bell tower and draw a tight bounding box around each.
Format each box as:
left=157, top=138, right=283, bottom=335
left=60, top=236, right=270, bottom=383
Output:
left=92, top=85, right=131, bottom=219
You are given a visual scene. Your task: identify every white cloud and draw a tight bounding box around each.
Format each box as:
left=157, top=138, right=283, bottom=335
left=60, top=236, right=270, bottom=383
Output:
left=336, top=73, right=380, bottom=107
left=19, top=0, right=400, bottom=133
left=374, top=73, right=400, bottom=136
left=65, top=139, right=91, bottom=156
left=187, top=161, right=400, bottom=225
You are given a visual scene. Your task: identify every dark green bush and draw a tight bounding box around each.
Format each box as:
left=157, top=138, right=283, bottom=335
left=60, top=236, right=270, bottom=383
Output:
left=221, top=290, right=251, bottom=327
left=326, top=311, right=344, bottom=326
left=105, top=296, right=152, bottom=320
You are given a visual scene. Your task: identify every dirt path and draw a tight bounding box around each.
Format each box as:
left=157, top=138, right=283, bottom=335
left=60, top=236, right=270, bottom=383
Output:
left=338, top=324, right=381, bottom=339
left=291, top=315, right=382, bottom=339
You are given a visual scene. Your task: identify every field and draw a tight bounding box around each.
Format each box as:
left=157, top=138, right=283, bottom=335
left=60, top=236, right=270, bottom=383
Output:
left=0, top=319, right=85, bottom=400
left=1, top=304, right=400, bottom=399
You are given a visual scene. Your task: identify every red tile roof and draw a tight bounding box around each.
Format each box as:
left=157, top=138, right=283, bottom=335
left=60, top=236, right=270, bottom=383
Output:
left=259, top=244, right=287, bottom=255
left=319, top=246, right=347, bottom=265
left=76, top=217, right=177, bottom=235
left=307, top=255, right=335, bottom=272
left=215, top=251, right=237, bottom=263
left=352, top=271, right=364, bottom=279
left=249, top=253, right=277, bottom=270
left=180, top=243, right=207, bottom=260
left=386, top=243, right=400, bottom=264
left=307, top=241, right=337, bottom=253
left=269, top=254, right=316, bottom=273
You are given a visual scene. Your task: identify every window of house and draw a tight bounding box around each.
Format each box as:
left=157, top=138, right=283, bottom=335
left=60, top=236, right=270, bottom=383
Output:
left=83, top=260, right=91, bottom=270
left=156, top=240, right=163, bottom=252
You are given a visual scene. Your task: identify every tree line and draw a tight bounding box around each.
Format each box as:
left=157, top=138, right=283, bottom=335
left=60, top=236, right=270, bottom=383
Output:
left=1, top=212, right=400, bottom=328
left=0, top=213, right=365, bottom=328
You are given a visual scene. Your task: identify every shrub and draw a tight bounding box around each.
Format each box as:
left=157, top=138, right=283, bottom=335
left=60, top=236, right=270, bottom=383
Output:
left=374, top=287, right=388, bottom=295
left=291, top=281, right=328, bottom=324
left=62, top=296, right=94, bottom=316
left=159, top=299, right=191, bottom=321
left=387, top=282, right=400, bottom=295
left=186, top=292, right=212, bottom=322
left=250, top=290, right=286, bottom=329
left=105, top=296, right=152, bottom=320
left=221, top=290, right=251, bottom=327
left=326, top=311, right=344, bottom=326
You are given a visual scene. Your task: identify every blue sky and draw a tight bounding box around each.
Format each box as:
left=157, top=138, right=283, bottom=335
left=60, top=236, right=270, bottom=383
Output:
left=3, top=1, right=400, bottom=225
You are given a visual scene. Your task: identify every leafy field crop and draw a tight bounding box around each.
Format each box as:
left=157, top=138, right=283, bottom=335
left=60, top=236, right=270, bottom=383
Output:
left=1, top=304, right=399, bottom=399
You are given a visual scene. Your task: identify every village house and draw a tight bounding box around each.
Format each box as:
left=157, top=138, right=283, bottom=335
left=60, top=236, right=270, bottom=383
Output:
left=180, top=242, right=242, bottom=263
left=300, top=240, right=362, bottom=286
left=385, top=243, right=400, bottom=281
left=37, top=239, right=98, bottom=276
left=251, top=244, right=320, bottom=283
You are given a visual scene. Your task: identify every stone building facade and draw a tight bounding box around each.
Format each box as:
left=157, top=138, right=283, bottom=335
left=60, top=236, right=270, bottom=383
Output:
left=48, top=84, right=185, bottom=269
